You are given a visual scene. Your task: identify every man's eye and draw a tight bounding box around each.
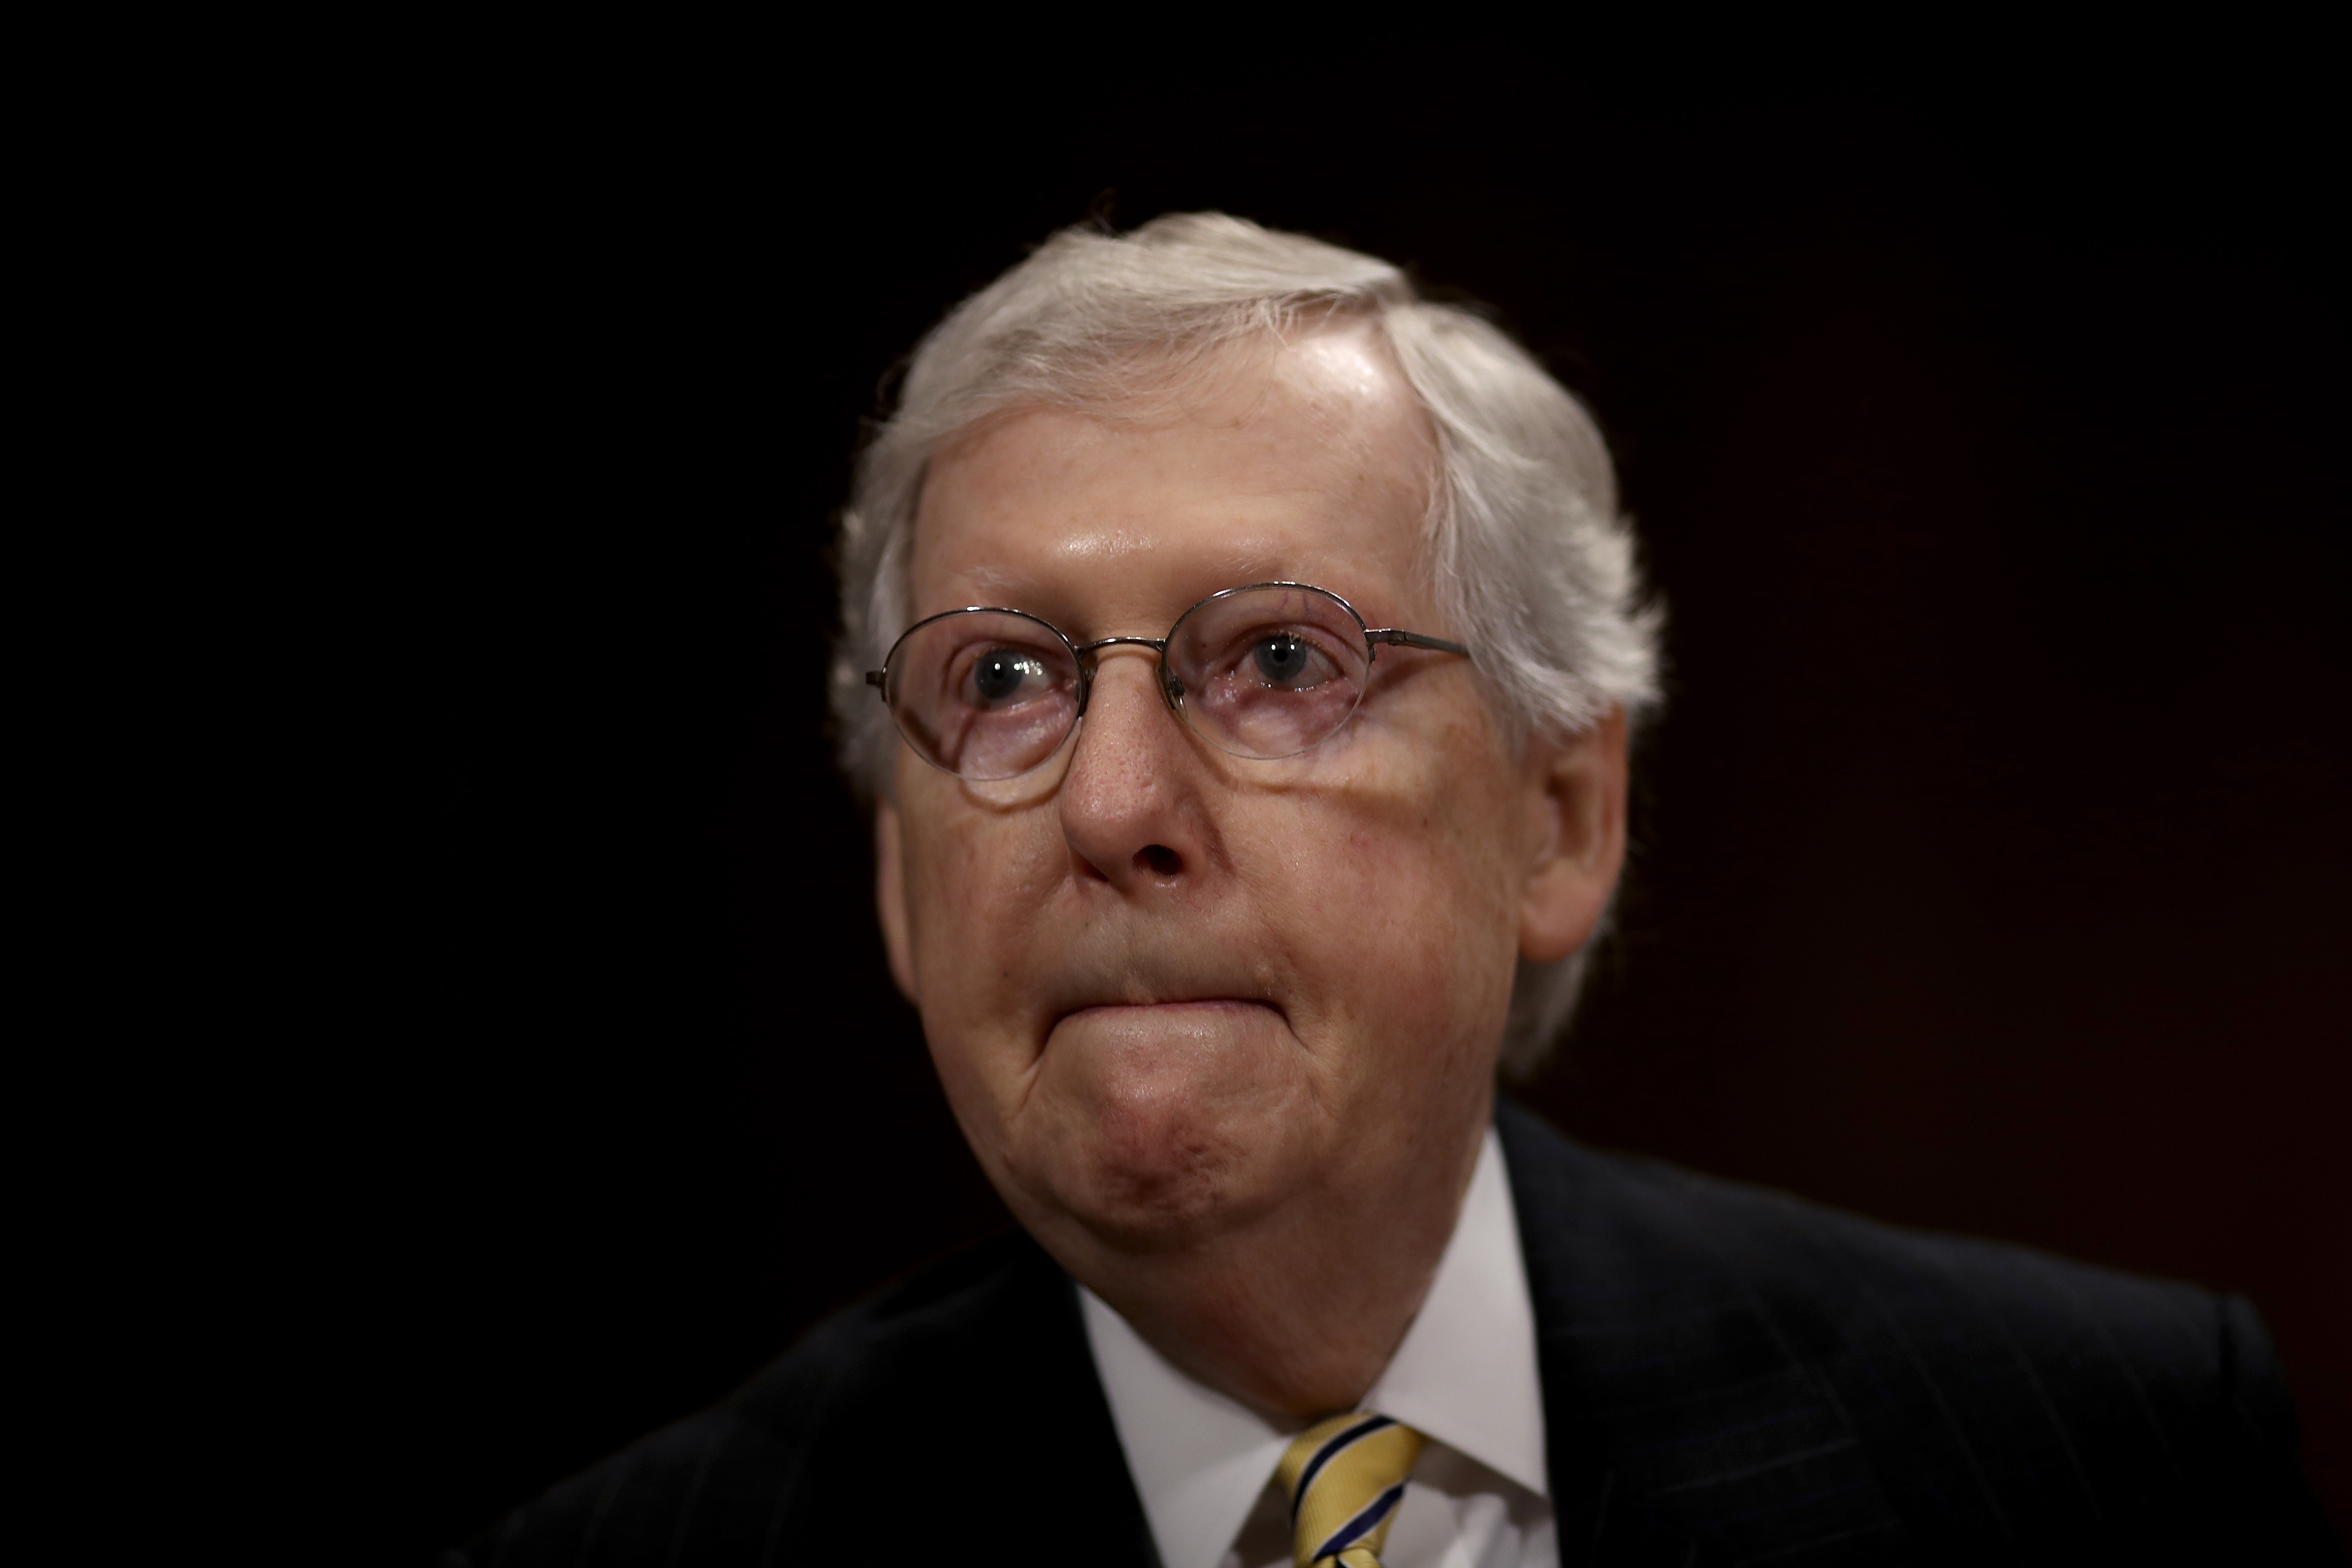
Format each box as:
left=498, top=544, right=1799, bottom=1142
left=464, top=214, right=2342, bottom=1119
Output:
left=1248, top=633, right=1323, bottom=688
left=970, top=649, right=1047, bottom=705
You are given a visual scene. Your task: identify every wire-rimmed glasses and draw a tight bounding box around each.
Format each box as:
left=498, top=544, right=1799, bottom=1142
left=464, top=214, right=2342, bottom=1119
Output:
left=865, top=581, right=1471, bottom=781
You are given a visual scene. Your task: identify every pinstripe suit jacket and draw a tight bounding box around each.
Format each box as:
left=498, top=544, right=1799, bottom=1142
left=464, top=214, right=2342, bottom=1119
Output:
left=451, top=1102, right=2337, bottom=1565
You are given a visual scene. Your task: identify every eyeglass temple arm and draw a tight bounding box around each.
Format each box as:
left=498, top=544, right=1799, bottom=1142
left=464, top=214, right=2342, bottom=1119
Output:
left=1367, top=629, right=1471, bottom=658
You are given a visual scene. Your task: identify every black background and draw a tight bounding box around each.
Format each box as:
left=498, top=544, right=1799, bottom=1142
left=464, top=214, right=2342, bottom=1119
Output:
left=359, top=37, right=2346, bottom=1558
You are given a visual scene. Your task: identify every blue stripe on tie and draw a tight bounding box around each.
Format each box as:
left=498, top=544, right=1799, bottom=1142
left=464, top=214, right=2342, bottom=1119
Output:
left=1289, top=1415, right=1396, bottom=1525
left=1312, top=1481, right=1407, bottom=1560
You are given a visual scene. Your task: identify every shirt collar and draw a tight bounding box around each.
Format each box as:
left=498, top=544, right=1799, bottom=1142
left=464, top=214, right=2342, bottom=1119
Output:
left=1081, top=1125, right=1548, bottom=1568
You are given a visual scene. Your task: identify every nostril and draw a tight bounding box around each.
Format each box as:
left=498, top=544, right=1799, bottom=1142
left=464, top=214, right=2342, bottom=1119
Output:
left=1137, top=844, right=1182, bottom=878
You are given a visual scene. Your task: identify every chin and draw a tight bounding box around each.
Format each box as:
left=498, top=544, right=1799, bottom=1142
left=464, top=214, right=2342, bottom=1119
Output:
left=1005, top=1008, right=1320, bottom=1252
left=1047, top=1115, right=1286, bottom=1251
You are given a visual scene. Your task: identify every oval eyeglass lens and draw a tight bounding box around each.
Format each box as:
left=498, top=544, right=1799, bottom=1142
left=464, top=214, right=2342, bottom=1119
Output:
left=890, top=610, right=1080, bottom=779
left=1170, top=586, right=1372, bottom=759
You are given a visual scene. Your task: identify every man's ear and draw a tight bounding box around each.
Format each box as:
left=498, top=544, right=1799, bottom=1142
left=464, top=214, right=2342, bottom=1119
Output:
left=874, top=799, right=919, bottom=1003
left=1519, top=708, right=1629, bottom=964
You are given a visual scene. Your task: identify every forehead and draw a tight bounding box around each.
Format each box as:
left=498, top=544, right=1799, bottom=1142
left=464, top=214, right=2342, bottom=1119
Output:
left=909, top=322, right=1440, bottom=631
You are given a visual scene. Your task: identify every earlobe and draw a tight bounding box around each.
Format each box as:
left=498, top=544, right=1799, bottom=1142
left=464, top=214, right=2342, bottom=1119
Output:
left=1518, top=709, right=1629, bottom=964
left=875, top=799, right=919, bottom=1003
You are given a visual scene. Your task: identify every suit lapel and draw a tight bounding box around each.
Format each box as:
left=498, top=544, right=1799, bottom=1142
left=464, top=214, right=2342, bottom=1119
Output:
left=984, top=1240, right=1164, bottom=1564
left=1498, top=1103, right=1908, bottom=1566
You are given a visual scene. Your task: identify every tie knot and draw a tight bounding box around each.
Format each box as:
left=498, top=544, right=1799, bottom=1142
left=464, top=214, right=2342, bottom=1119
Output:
left=1275, top=1412, right=1425, bottom=1568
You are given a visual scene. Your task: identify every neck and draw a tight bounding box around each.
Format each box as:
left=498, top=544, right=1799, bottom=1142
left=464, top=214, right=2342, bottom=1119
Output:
left=1047, top=1109, right=1490, bottom=1419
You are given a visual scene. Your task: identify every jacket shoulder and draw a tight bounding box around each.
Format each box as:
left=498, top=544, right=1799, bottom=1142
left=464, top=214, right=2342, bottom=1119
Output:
left=451, top=1229, right=1150, bottom=1567
left=1496, top=1101, right=2337, bottom=1561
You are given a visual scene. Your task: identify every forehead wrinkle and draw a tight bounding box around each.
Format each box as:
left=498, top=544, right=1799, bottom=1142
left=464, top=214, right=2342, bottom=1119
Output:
left=910, top=329, right=1439, bottom=631
left=955, top=540, right=1354, bottom=640
left=925, top=330, right=1428, bottom=508
left=1051, top=322, right=1434, bottom=487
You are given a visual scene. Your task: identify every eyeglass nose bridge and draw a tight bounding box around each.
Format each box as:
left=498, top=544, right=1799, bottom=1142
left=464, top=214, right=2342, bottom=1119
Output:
left=1069, top=634, right=1186, bottom=716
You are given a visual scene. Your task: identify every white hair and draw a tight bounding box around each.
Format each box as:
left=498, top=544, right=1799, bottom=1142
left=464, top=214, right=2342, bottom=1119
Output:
left=829, top=213, right=1662, bottom=1075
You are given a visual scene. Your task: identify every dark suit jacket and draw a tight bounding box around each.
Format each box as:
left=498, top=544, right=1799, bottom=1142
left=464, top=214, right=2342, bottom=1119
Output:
left=451, top=1102, right=2338, bottom=1565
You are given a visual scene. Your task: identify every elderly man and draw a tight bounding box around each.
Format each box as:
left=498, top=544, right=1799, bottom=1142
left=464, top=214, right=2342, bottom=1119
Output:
left=455, top=216, right=2333, bottom=1565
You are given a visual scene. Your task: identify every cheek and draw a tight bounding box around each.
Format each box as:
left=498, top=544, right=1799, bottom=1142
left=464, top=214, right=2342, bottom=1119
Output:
left=1253, top=750, right=1525, bottom=1066
left=896, top=796, right=1070, bottom=1168
left=1350, top=838, right=1516, bottom=1019
left=898, top=785, right=1067, bottom=1044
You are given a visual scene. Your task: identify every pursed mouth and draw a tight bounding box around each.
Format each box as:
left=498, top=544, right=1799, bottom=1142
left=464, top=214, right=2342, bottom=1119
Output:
left=1050, top=996, right=1283, bottom=1028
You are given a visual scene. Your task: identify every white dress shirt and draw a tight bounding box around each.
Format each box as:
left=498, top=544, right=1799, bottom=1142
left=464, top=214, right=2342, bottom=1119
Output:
left=1081, top=1127, right=1559, bottom=1568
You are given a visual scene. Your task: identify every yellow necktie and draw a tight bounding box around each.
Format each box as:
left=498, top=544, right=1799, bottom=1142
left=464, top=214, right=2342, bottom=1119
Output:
left=1276, top=1412, right=1425, bottom=1568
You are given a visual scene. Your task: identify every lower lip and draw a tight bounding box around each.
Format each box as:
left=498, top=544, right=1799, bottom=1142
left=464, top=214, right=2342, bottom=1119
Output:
left=1047, top=999, right=1287, bottom=1051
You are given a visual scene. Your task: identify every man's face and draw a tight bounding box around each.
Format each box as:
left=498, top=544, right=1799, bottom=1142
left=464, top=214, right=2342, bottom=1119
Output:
left=876, top=322, right=1602, bottom=1263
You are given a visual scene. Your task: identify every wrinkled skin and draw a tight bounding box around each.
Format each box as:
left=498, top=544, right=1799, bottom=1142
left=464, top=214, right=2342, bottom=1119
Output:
left=876, top=321, right=1628, bottom=1417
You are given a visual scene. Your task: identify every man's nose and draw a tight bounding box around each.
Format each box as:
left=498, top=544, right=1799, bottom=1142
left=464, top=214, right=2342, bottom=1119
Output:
left=1057, top=647, right=1204, bottom=888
